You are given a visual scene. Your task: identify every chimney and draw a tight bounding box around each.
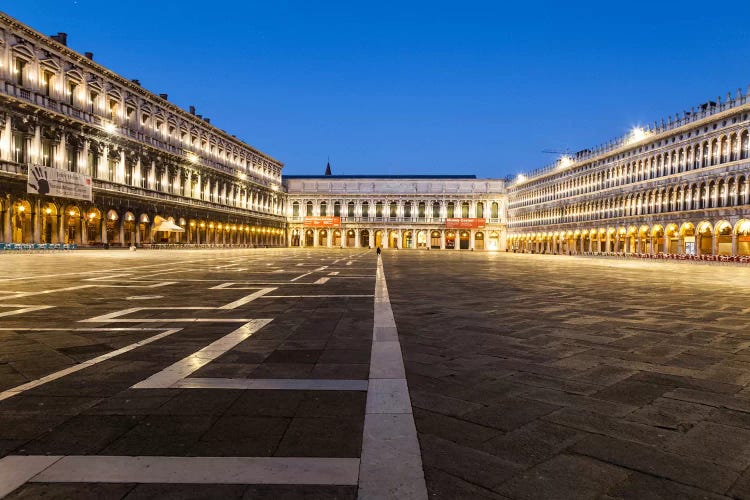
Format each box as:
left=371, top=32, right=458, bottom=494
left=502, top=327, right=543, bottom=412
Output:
left=159, top=93, right=168, bottom=100
left=196, top=114, right=203, bottom=120
left=189, top=105, right=196, bottom=115
left=50, top=32, right=67, bottom=46
left=84, top=52, right=94, bottom=60
left=204, top=117, right=210, bottom=123
left=131, top=79, right=140, bottom=86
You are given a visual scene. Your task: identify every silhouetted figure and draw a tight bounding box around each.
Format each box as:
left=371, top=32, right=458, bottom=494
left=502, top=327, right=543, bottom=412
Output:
left=376, top=246, right=381, bottom=255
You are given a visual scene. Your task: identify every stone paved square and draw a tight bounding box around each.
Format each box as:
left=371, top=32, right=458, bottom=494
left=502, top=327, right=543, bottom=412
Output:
left=2, top=249, right=750, bottom=498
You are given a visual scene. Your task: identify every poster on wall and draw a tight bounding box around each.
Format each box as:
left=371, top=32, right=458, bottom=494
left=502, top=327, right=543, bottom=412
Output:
left=445, top=218, right=486, bottom=229
left=27, top=165, right=92, bottom=201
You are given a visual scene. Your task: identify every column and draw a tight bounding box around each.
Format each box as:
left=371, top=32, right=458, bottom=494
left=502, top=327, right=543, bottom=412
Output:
left=101, top=218, right=107, bottom=246
left=696, top=234, right=702, bottom=257
left=119, top=220, right=125, bottom=247
left=313, top=229, right=318, bottom=247
left=32, top=199, right=40, bottom=243
left=440, top=231, right=445, bottom=250
left=732, top=233, right=738, bottom=256
left=382, top=230, right=388, bottom=249
left=470, top=230, right=475, bottom=250
left=57, top=214, right=64, bottom=245
left=412, top=229, right=417, bottom=249
left=355, top=229, right=361, bottom=248
left=326, top=229, right=332, bottom=248
left=711, top=233, right=717, bottom=255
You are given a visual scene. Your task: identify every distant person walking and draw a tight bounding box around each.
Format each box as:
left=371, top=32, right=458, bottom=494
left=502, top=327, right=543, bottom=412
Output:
left=376, top=246, right=381, bottom=256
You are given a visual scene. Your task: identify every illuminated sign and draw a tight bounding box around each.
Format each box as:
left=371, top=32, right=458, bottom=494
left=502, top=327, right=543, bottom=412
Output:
left=445, top=218, right=486, bottom=229
left=303, top=216, right=341, bottom=227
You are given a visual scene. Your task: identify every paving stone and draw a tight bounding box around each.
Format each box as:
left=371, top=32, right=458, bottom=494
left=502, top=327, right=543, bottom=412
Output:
left=422, top=466, right=510, bottom=500
left=413, top=407, right=500, bottom=447
left=241, top=484, right=358, bottom=499
left=593, top=379, right=672, bottom=406
left=419, top=433, right=521, bottom=491
left=496, top=454, right=630, bottom=500
left=544, top=407, right=678, bottom=447
left=101, top=415, right=217, bottom=456
left=462, top=397, right=560, bottom=432
left=481, top=420, right=583, bottom=467
left=151, top=389, right=241, bottom=416
left=19, top=415, right=142, bottom=455
left=522, top=387, right=636, bottom=417
left=275, top=416, right=364, bottom=457
left=572, top=434, right=739, bottom=494
left=626, top=397, right=714, bottom=432
left=4, top=483, right=136, bottom=499
left=603, top=470, right=731, bottom=500
left=225, top=390, right=305, bottom=417
left=667, top=421, right=750, bottom=470
left=195, top=415, right=290, bottom=456
left=124, top=484, right=246, bottom=499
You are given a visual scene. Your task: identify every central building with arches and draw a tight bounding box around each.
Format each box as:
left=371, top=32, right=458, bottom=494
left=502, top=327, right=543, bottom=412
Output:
left=284, top=175, right=507, bottom=250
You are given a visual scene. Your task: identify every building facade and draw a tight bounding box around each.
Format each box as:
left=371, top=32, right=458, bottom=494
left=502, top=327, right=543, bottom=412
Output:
left=284, top=176, right=507, bottom=250
left=0, top=13, right=286, bottom=248
left=507, top=90, right=750, bottom=258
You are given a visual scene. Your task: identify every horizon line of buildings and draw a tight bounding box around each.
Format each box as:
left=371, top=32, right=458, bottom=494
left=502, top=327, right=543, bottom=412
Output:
left=1, top=12, right=749, bottom=257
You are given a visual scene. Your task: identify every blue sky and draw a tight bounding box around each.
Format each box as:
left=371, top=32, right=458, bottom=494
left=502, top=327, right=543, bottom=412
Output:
left=4, top=1, right=750, bottom=178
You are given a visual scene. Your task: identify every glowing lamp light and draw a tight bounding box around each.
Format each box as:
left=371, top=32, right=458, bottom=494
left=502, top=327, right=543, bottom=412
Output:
left=103, top=122, right=117, bottom=134
left=89, top=212, right=96, bottom=219
left=627, top=126, right=648, bottom=145
left=69, top=210, right=76, bottom=217
left=17, top=205, right=25, bottom=213
left=559, top=155, right=573, bottom=168
left=45, top=208, right=51, bottom=215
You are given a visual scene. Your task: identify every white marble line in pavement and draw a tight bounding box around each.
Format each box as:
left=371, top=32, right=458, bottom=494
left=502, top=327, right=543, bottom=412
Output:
left=173, top=378, right=368, bottom=391
left=358, top=255, right=427, bottom=500
left=289, top=271, right=313, bottom=282
left=0, top=456, right=63, bottom=498
left=0, top=328, right=183, bottom=402
left=132, top=319, right=272, bottom=389
left=0, top=304, right=54, bottom=318
left=313, top=277, right=330, bottom=284
left=79, top=287, right=276, bottom=323
left=0, top=456, right=359, bottom=490
left=261, top=295, right=374, bottom=298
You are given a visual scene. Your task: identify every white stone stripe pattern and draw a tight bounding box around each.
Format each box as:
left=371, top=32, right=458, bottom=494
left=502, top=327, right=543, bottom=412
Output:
left=358, top=255, right=428, bottom=500
left=132, top=319, right=272, bottom=389
left=0, top=456, right=359, bottom=487
left=0, top=328, right=183, bottom=402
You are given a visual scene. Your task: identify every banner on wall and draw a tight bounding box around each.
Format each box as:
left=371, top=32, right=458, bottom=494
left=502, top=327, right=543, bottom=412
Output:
left=26, top=165, right=92, bottom=201
left=303, top=216, right=341, bottom=227
left=445, top=218, right=486, bottom=229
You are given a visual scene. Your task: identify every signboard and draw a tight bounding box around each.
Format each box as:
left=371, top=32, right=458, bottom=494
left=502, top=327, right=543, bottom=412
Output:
left=446, top=218, right=486, bottom=229
left=303, top=216, right=341, bottom=228
left=27, top=165, right=92, bottom=201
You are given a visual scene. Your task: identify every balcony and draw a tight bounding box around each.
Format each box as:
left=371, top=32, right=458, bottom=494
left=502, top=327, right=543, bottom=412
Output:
left=0, top=83, right=276, bottom=188
left=94, top=179, right=284, bottom=221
